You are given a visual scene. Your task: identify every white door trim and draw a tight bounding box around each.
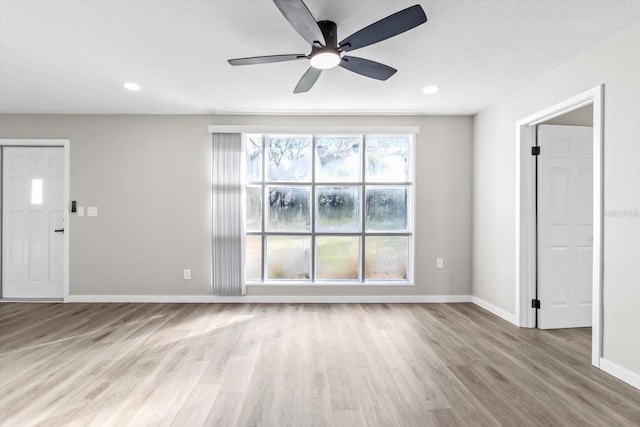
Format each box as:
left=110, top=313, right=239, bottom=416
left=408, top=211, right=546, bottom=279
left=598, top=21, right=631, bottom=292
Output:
left=515, top=85, right=603, bottom=367
left=1, top=139, right=70, bottom=301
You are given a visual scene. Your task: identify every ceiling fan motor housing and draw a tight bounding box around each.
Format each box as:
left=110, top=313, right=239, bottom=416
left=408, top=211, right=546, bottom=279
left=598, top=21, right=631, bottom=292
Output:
left=317, top=20, right=338, bottom=48
left=310, top=20, right=341, bottom=69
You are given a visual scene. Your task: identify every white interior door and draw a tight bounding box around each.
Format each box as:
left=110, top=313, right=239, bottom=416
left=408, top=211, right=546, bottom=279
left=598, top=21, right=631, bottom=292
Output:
left=537, top=125, right=593, bottom=329
left=2, top=147, right=65, bottom=298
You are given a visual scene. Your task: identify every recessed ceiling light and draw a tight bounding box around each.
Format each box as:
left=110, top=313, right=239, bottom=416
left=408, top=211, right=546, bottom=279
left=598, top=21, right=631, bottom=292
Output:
left=422, top=85, right=439, bottom=95
left=123, top=82, right=141, bottom=92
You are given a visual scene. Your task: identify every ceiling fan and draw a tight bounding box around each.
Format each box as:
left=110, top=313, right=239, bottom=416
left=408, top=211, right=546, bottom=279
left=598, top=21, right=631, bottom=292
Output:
left=228, top=0, right=428, bottom=93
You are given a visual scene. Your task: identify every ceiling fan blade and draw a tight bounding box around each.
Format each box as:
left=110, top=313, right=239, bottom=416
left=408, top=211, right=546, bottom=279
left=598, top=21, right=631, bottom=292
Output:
left=294, top=67, right=322, bottom=93
left=273, top=0, right=326, bottom=46
left=228, top=54, right=307, bottom=66
left=339, top=4, right=427, bottom=52
left=339, top=56, right=397, bottom=81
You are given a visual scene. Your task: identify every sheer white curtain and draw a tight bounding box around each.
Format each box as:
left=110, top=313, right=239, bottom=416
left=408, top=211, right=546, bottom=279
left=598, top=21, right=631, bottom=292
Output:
left=212, top=133, right=246, bottom=295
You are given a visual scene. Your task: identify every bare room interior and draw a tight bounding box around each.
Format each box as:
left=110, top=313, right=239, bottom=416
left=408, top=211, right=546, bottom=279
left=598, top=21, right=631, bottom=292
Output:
left=1, top=1, right=639, bottom=426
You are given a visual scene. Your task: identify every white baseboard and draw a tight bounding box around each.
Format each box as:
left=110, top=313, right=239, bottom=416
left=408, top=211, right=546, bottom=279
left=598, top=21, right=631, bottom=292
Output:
left=471, top=296, right=519, bottom=326
left=600, top=358, right=640, bottom=390
left=65, top=294, right=472, bottom=304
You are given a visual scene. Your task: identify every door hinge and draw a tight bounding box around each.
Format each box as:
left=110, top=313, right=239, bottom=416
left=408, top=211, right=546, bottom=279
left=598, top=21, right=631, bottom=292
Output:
left=531, top=146, right=541, bottom=156
left=531, top=299, right=541, bottom=309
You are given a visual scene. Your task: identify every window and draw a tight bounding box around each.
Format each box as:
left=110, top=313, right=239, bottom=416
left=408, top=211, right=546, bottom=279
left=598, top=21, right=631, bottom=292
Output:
left=245, top=133, right=413, bottom=284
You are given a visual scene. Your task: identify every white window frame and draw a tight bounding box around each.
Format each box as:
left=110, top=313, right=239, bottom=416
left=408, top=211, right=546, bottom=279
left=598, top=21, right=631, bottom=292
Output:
left=209, top=126, right=418, bottom=287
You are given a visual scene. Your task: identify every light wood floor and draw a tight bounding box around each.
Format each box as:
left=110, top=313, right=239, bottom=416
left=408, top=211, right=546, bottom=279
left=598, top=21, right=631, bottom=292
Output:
left=1, top=303, right=639, bottom=426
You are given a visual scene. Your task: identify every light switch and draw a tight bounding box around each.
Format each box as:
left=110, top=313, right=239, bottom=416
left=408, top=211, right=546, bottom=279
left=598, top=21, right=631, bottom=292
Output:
left=87, top=206, right=98, bottom=217
left=77, top=206, right=85, bottom=217
left=436, top=258, right=444, bottom=269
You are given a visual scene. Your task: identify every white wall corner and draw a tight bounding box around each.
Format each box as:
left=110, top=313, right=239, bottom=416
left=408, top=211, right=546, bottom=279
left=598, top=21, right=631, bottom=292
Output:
left=599, top=358, right=640, bottom=390
left=471, top=296, right=519, bottom=326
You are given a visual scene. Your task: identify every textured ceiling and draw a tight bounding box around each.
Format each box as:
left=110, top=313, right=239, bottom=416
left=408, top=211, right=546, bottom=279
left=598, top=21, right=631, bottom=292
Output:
left=1, top=0, right=640, bottom=115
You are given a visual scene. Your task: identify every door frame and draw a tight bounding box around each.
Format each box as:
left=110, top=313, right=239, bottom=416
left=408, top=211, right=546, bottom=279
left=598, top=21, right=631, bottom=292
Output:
left=515, top=85, right=603, bottom=368
left=1, top=139, right=70, bottom=300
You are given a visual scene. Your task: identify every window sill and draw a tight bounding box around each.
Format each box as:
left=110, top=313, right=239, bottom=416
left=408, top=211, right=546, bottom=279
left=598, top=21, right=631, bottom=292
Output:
left=247, top=281, right=415, bottom=287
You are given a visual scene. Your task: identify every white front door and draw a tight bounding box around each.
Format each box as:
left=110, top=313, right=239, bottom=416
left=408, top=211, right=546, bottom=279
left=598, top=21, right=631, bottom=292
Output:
left=537, top=125, right=593, bottom=329
left=2, top=147, right=65, bottom=298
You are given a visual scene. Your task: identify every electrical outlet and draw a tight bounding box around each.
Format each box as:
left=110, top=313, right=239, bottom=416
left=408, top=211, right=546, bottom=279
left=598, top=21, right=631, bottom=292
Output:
left=436, top=258, right=444, bottom=269
left=183, top=269, right=191, bottom=280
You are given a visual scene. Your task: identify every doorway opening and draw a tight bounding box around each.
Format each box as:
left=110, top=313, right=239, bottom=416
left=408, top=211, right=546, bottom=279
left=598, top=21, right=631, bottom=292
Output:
left=0, top=139, right=70, bottom=301
left=515, top=86, right=603, bottom=368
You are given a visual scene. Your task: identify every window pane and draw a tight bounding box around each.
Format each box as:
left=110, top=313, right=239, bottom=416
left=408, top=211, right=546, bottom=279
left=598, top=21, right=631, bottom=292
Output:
left=365, top=236, right=408, bottom=280
left=266, top=136, right=312, bottom=182
left=266, top=236, right=311, bottom=280
left=266, top=186, right=311, bottom=231
left=316, top=236, right=360, bottom=280
left=246, top=235, right=262, bottom=281
left=365, top=137, right=410, bottom=182
left=365, top=187, right=408, bottom=231
left=31, top=179, right=43, bottom=204
left=246, top=135, right=263, bottom=182
left=315, top=137, right=361, bottom=182
left=316, top=186, right=360, bottom=232
left=246, top=186, right=262, bottom=232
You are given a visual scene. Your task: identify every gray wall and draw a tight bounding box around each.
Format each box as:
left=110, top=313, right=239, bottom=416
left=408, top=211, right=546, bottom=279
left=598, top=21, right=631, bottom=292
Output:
left=0, top=114, right=473, bottom=297
left=473, top=22, right=640, bottom=375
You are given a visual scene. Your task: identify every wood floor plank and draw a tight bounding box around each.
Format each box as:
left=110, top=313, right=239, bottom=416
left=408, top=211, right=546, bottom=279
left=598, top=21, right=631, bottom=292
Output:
left=1, top=302, right=639, bottom=426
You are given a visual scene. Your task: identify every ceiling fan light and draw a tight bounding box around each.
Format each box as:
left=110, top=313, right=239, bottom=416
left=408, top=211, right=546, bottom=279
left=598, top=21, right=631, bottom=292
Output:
left=310, top=51, right=341, bottom=69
